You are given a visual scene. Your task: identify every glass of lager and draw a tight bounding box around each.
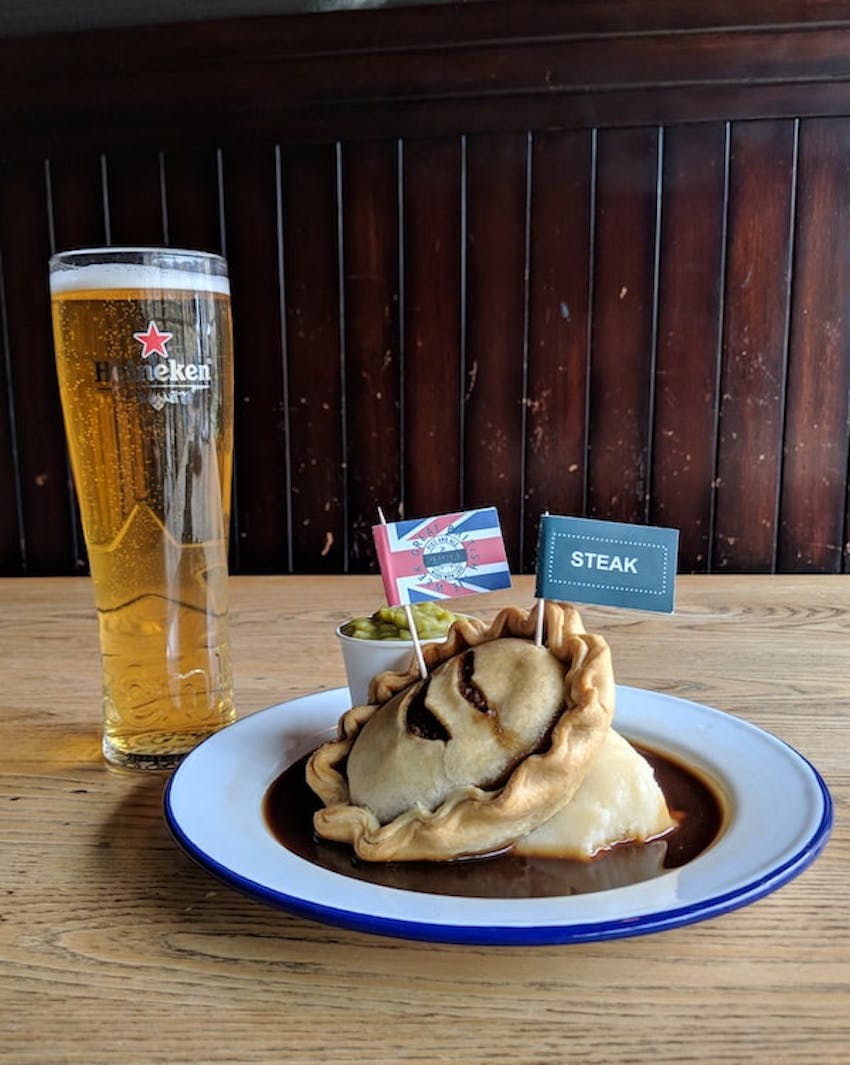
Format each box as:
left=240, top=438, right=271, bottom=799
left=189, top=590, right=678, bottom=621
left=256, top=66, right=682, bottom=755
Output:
left=49, top=247, right=236, bottom=769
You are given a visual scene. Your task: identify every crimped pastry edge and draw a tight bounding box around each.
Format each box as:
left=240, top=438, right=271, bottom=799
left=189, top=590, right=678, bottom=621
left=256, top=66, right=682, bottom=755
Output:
left=306, top=601, right=616, bottom=862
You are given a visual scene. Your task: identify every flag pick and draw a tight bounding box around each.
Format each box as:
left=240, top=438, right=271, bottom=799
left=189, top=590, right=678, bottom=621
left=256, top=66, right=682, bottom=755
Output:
left=377, top=507, right=428, bottom=682
left=534, top=510, right=549, bottom=647
left=535, top=513, right=679, bottom=614
left=371, top=505, right=513, bottom=678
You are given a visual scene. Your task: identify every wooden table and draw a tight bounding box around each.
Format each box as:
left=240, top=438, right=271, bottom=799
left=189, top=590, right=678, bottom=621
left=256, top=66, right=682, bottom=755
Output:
left=1, top=575, right=847, bottom=1065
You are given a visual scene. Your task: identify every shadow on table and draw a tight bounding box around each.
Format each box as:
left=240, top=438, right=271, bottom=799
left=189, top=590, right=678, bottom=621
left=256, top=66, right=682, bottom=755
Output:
left=92, top=771, right=452, bottom=961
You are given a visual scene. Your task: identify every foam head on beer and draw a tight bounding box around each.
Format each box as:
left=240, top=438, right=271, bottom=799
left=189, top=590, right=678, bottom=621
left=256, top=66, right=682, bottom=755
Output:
left=49, top=255, right=232, bottom=297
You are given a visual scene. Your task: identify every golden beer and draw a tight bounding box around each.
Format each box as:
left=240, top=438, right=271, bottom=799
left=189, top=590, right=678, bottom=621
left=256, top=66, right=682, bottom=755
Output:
left=50, top=249, right=235, bottom=768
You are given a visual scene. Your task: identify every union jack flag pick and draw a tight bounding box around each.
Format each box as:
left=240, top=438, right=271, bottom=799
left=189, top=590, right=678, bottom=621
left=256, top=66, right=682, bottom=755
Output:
left=372, top=507, right=512, bottom=607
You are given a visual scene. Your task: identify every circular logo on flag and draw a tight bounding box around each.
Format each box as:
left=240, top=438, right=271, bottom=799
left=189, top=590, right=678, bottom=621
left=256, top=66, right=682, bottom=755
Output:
left=421, top=534, right=468, bottom=580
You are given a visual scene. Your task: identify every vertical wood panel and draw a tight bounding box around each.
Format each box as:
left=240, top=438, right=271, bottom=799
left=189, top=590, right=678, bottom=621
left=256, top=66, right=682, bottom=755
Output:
left=464, top=132, right=528, bottom=568
left=524, top=129, right=593, bottom=570
left=779, top=117, right=850, bottom=572
left=588, top=127, right=659, bottom=525
left=162, top=150, right=223, bottom=254
left=49, top=155, right=106, bottom=251
left=401, top=137, right=463, bottom=519
left=846, top=479, right=850, bottom=574
left=0, top=234, right=22, bottom=573
left=222, top=146, right=287, bottom=572
left=341, top=140, right=401, bottom=572
left=714, top=120, right=796, bottom=572
left=163, top=149, right=234, bottom=566
left=652, top=123, right=727, bottom=572
left=104, top=151, right=166, bottom=245
left=281, top=143, right=345, bottom=572
left=0, top=159, right=76, bottom=573
left=45, top=154, right=106, bottom=573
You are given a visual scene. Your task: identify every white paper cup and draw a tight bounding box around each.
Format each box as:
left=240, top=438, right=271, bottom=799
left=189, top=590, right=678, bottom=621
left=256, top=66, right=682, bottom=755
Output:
left=335, top=621, right=463, bottom=706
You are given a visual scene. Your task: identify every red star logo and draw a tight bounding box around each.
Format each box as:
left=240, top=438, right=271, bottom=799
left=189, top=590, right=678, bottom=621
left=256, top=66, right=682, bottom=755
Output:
left=133, top=320, right=173, bottom=359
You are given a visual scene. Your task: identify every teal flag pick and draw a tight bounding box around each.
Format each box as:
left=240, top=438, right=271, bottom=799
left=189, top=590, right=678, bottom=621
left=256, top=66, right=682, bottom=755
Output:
left=535, top=515, right=679, bottom=613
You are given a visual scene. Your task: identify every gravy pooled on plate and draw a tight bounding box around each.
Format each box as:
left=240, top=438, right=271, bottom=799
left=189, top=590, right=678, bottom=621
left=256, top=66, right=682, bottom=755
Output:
left=265, top=745, right=722, bottom=898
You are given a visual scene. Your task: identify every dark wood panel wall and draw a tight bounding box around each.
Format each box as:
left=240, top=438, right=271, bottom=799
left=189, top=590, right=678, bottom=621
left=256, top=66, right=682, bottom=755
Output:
left=1, top=0, right=849, bottom=577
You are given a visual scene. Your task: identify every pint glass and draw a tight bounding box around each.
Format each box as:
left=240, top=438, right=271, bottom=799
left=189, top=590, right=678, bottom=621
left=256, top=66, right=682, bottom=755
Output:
left=49, top=248, right=236, bottom=769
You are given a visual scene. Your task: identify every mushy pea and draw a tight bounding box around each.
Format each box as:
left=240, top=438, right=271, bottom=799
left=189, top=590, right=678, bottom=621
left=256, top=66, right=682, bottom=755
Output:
left=342, top=602, right=461, bottom=641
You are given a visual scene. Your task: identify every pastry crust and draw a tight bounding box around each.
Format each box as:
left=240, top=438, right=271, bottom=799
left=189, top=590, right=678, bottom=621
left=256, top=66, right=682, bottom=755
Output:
left=306, top=602, right=616, bottom=862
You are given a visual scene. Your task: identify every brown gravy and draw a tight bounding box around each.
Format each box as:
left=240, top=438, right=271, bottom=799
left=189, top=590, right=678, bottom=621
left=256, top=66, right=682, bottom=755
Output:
left=263, top=744, right=723, bottom=899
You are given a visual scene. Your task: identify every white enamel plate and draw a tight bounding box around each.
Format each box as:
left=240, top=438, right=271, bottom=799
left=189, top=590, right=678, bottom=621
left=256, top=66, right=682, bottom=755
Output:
left=164, top=686, right=832, bottom=945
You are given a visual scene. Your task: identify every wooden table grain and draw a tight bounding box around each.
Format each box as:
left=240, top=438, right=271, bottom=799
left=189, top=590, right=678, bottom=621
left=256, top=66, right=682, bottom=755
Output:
left=1, top=575, right=847, bottom=1065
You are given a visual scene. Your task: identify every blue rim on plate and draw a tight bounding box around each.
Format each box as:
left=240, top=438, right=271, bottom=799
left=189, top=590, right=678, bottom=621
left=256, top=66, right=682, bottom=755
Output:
left=164, top=686, right=833, bottom=946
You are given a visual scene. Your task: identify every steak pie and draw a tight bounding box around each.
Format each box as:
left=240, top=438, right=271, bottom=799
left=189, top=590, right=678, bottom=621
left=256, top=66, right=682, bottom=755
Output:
left=307, top=602, right=674, bottom=863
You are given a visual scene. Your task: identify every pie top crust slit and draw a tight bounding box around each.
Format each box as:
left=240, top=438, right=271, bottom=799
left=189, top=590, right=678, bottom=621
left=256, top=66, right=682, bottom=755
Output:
left=306, top=602, right=617, bottom=862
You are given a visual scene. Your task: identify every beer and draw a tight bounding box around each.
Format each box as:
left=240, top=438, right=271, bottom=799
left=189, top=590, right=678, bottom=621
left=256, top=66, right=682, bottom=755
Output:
left=50, top=249, right=236, bottom=768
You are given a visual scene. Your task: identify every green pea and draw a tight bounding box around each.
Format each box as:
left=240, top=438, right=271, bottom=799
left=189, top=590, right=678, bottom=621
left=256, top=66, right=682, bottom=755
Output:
left=341, top=601, right=463, bottom=641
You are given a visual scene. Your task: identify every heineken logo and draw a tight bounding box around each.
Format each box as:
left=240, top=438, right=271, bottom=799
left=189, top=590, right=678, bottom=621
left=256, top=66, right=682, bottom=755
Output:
left=93, top=319, right=211, bottom=407
left=133, top=320, right=173, bottom=360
